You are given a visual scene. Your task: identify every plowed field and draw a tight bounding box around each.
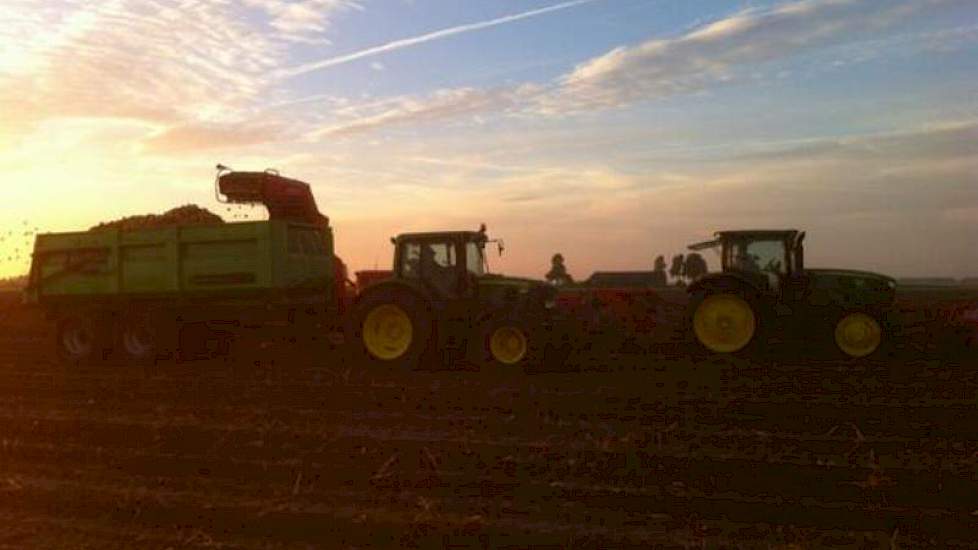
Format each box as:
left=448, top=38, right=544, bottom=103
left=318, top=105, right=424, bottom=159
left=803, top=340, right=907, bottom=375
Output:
left=1, top=292, right=975, bottom=549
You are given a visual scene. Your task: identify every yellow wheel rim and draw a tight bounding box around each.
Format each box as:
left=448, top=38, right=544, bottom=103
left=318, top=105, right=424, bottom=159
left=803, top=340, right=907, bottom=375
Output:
left=693, top=294, right=756, bottom=353
left=363, top=304, right=413, bottom=360
left=489, top=326, right=528, bottom=365
left=835, top=313, right=881, bottom=358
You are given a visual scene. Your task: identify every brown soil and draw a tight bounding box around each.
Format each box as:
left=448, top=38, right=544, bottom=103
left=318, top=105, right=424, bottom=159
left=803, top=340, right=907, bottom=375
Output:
left=0, top=293, right=976, bottom=548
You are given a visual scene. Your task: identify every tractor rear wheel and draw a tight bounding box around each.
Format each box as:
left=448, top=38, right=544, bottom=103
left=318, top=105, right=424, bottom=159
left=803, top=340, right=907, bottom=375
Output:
left=690, top=292, right=758, bottom=355
left=469, top=316, right=536, bottom=372
left=833, top=311, right=883, bottom=359
left=352, top=288, right=432, bottom=371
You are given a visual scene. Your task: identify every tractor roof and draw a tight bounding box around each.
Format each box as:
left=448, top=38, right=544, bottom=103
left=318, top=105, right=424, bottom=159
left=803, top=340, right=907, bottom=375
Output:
left=716, top=229, right=800, bottom=239
left=688, top=229, right=800, bottom=251
left=394, top=230, right=485, bottom=243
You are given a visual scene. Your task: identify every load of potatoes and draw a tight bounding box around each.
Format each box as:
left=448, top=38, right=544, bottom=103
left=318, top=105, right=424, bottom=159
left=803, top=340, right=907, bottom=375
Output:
left=89, top=204, right=224, bottom=232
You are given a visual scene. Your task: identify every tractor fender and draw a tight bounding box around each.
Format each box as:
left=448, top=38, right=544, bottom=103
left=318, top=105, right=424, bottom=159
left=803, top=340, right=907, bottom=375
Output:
left=687, top=272, right=763, bottom=297
left=353, top=279, right=431, bottom=308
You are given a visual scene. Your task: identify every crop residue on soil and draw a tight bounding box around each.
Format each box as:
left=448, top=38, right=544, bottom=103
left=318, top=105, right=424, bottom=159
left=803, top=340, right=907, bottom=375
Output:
left=0, top=295, right=975, bottom=548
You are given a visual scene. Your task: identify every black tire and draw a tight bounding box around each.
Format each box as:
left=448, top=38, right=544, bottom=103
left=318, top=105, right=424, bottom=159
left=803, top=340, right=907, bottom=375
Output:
left=351, top=287, right=433, bottom=372
left=56, top=313, right=112, bottom=365
left=468, top=315, right=538, bottom=372
left=116, top=310, right=159, bottom=365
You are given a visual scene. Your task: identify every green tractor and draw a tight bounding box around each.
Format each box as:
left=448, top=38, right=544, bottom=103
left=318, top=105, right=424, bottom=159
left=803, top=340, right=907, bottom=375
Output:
left=686, top=230, right=896, bottom=358
left=350, top=225, right=560, bottom=371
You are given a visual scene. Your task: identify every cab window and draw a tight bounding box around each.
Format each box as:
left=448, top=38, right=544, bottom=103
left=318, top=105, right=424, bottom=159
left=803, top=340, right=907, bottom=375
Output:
left=727, top=239, right=786, bottom=274
left=465, top=241, right=485, bottom=276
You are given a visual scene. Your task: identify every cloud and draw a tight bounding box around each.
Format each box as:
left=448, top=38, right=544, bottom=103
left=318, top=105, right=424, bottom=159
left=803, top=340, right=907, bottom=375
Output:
left=139, top=123, right=282, bottom=154
left=552, top=0, right=974, bottom=110
left=242, top=0, right=361, bottom=44
left=293, top=0, right=975, bottom=138
left=308, top=86, right=540, bottom=138
left=275, top=0, right=601, bottom=79
left=0, top=0, right=285, bottom=142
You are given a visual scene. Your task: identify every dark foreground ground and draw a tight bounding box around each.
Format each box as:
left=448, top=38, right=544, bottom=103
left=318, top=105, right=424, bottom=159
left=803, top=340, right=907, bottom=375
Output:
left=0, top=292, right=976, bottom=549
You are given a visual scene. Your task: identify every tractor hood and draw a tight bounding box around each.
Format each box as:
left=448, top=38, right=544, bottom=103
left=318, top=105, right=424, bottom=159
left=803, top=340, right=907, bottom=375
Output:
left=479, top=273, right=545, bottom=288
left=806, top=268, right=896, bottom=284
left=805, top=268, right=897, bottom=306
left=477, top=274, right=556, bottom=308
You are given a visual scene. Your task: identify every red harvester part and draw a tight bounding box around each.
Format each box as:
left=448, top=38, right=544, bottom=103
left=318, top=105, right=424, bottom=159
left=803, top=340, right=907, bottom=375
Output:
left=217, top=169, right=327, bottom=227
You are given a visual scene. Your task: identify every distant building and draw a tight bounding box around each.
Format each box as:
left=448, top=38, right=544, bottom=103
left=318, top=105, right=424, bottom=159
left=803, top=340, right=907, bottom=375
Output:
left=585, top=271, right=667, bottom=288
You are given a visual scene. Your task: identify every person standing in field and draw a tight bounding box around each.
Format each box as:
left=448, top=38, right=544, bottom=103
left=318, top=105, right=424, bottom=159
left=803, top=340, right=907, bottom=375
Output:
left=546, top=253, right=574, bottom=286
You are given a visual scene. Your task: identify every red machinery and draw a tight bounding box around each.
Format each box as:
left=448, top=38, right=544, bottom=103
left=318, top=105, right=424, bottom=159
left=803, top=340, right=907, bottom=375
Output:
left=556, top=287, right=664, bottom=338
left=215, top=165, right=328, bottom=227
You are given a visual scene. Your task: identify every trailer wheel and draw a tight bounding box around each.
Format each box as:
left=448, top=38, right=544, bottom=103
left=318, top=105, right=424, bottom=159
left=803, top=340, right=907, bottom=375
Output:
left=57, top=314, right=109, bottom=365
left=352, top=288, right=432, bottom=371
left=118, top=312, right=158, bottom=364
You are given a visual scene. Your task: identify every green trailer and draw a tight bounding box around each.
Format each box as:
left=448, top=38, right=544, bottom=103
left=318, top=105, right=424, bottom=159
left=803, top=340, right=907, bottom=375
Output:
left=24, top=168, right=341, bottom=364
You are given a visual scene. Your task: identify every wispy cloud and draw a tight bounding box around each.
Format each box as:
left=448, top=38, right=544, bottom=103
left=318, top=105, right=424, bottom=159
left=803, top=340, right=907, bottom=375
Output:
left=302, top=0, right=976, bottom=138
left=308, top=85, right=541, bottom=138
left=552, top=0, right=975, bottom=110
left=242, top=0, right=362, bottom=44
left=0, top=0, right=285, bottom=141
left=275, top=0, right=602, bottom=79
left=139, top=122, right=282, bottom=154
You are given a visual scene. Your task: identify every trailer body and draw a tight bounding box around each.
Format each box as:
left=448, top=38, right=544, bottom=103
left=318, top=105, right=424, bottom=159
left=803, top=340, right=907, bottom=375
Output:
left=25, top=217, right=338, bottom=363
left=26, top=220, right=334, bottom=307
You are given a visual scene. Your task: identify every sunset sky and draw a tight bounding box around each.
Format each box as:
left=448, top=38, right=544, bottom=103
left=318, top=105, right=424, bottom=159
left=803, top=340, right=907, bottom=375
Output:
left=1, top=0, right=976, bottom=280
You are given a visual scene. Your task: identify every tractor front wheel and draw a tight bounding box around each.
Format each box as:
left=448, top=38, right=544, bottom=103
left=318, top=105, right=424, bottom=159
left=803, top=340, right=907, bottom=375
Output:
left=833, top=311, right=883, bottom=359
left=470, top=316, right=536, bottom=372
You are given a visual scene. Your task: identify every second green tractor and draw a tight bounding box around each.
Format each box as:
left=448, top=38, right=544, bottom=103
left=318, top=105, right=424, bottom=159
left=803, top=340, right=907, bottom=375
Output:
left=687, top=229, right=896, bottom=359
left=350, top=226, right=560, bottom=371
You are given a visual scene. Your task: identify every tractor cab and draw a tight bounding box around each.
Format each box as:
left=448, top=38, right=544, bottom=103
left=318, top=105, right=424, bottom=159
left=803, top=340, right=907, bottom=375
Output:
left=690, top=229, right=806, bottom=292
left=391, top=226, right=494, bottom=300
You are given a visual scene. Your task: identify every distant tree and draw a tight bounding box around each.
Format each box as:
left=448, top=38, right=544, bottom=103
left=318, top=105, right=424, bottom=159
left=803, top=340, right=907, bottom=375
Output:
left=669, top=254, right=685, bottom=285
left=545, top=253, right=574, bottom=286
left=653, top=255, right=667, bottom=274
left=683, top=253, right=708, bottom=282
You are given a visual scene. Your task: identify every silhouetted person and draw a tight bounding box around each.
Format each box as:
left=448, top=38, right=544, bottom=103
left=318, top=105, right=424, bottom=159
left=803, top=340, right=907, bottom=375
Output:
left=654, top=255, right=667, bottom=274
left=684, top=252, right=708, bottom=282
left=546, top=253, right=574, bottom=286
left=669, top=254, right=685, bottom=285
left=420, top=244, right=455, bottom=295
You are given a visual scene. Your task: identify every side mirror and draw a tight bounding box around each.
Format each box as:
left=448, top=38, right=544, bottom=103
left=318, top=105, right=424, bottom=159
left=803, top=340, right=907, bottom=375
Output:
left=390, top=236, right=396, bottom=245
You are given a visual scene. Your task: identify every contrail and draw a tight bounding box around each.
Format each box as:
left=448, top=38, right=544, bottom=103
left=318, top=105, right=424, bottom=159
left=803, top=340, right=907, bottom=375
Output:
left=275, top=0, right=602, bottom=79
